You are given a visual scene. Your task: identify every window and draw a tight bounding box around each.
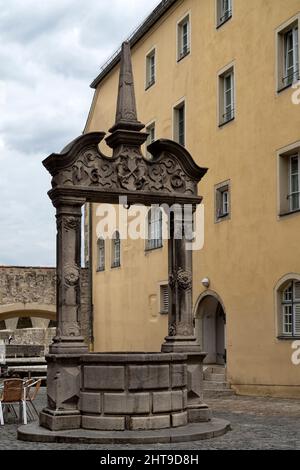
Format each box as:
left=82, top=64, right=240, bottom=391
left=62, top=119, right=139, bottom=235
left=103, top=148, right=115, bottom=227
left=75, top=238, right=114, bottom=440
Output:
left=146, top=207, right=163, bottom=251
left=284, top=26, right=299, bottom=86
left=217, top=0, right=232, bottom=27
left=278, top=145, right=300, bottom=216
left=0, top=320, right=6, bottom=331
left=146, top=49, right=156, bottom=89
left=160, top=284, right=169, bottom=314
left=219, top=67, right=235, bottom=126
left=111, top=231, right=121, bottom=268
left=97, top=237, right=105, bottom=271
left=281, top=281, right=300, bottom=337
left=177, top=14, right=190, bottom=61
left=146, top=122, right=155, bottom=158
left=48, top=320, right=58, bottom=328
left=173, top=101, right=185, bottom=146
left=215, top=181, right=231, bottom=222
left=289, top=154, right=300, bottom=211
left=277, top=19, right=299, bottom=91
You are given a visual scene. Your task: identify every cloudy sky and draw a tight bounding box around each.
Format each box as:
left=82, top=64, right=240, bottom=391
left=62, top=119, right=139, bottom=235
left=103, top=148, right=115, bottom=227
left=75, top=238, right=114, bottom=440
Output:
left=0, top=0, right=159, bottom=267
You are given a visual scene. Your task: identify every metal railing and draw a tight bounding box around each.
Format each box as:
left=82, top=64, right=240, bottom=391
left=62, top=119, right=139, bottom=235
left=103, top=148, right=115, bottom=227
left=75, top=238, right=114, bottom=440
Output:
left=95, top=0, right=174, bottom=79
left=222, top=107, right=235, bottom=124
left=282, top=69, right=299, bottom=87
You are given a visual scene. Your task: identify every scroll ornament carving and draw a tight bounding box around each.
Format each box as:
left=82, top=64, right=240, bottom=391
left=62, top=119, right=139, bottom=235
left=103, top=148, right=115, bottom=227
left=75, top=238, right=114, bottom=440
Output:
left=117, top=154, right=148, bottom=191
left=63, top=264, right=80, bottom=287
left=52, top=149, right=197, bottom=196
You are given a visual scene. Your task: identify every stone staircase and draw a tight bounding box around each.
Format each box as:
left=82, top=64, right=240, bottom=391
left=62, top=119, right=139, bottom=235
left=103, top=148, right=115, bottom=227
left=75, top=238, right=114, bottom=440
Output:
left=203, top=365, right=235, bottom=398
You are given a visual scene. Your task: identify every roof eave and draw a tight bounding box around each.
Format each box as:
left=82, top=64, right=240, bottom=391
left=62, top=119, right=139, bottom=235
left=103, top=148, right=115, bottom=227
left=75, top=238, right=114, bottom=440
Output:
left=90, top=0, right=179, bottom=89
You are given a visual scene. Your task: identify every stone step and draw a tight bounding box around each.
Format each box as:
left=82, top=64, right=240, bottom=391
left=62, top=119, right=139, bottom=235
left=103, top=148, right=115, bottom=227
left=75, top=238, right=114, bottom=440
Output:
left=204, top=389, right=235, bottom=398
left=203, top=372, right=225, bottom=382
left=203, top=381, right=230, bottom=391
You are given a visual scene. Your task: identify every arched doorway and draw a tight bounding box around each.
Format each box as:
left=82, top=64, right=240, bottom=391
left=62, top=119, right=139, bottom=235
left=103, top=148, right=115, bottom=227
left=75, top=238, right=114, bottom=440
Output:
left=195, top=292, right=226, bottom=365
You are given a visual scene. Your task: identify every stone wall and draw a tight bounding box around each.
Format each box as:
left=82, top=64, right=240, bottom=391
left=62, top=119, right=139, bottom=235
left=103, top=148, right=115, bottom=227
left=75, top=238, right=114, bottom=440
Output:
left=0, top=266, right=56, bottom=306
left=0, top=266, right=90, bottom=345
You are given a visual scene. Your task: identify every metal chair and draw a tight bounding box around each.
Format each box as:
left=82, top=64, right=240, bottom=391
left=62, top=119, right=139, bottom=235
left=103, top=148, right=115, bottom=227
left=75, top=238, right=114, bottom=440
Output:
left=0, top=378, right=27, bottom=425
left=23, top=379, right=41, bottom=420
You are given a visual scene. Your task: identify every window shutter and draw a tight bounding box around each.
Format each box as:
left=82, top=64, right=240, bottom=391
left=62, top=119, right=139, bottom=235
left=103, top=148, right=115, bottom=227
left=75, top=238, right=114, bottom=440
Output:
left=294, top=281, right=300, bottom=301
left=161, top=285, right=169, bottom=313
left=294, top=304, right=300, bottom=335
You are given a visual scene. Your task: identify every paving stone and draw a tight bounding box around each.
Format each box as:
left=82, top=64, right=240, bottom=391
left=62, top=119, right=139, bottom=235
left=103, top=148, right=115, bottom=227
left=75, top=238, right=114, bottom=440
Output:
left=1, top=388, right=300, bottom=449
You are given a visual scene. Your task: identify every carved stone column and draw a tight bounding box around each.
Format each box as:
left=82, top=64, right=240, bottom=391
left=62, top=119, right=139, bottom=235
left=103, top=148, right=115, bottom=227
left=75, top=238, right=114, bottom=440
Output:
left=40, top=197, right=88, bottom=431
left=161, top=208, right=211, bottom=423
left=162, top=208, right=199, bottom=353
left=51, top=197, right=88, bottom=355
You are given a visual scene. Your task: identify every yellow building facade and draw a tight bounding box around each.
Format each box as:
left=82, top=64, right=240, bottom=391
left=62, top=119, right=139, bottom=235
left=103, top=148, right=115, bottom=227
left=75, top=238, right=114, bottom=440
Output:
left=85, top=0, right=300, bottom=397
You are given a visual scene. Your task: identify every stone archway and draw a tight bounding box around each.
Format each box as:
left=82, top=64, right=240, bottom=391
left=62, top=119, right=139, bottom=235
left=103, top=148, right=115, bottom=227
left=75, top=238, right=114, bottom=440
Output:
left=195, top=291, right=226, bottom=365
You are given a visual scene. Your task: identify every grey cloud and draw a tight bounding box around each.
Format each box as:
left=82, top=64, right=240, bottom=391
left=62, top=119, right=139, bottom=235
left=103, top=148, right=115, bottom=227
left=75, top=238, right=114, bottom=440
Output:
left=0, top=0, right=159, bottom=266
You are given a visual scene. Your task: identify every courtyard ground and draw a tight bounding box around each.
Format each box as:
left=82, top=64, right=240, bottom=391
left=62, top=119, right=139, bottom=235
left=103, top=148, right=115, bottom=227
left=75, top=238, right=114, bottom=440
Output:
left=0, top=389, right=299, bottom=450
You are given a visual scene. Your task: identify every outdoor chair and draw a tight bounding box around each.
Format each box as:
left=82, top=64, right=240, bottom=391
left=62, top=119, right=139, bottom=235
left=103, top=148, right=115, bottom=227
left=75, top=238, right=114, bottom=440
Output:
left=0, top=378, right=27, bottom=425
left=23, top=379, right=41, bottom=420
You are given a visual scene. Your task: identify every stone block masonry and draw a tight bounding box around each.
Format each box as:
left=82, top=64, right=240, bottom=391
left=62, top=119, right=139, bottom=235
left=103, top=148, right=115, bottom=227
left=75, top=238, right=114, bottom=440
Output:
left=80, top=353, right=188, bottom=431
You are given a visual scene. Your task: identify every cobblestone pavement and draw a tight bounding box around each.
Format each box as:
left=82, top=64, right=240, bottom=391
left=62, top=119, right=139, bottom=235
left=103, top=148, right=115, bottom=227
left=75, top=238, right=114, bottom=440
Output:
left=0, top=389, right=299, bottom=450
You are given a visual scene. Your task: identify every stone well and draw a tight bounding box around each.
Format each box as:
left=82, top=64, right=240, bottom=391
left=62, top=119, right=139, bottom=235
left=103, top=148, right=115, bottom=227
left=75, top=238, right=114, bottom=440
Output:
left=80, top=353, right=188, bottom=431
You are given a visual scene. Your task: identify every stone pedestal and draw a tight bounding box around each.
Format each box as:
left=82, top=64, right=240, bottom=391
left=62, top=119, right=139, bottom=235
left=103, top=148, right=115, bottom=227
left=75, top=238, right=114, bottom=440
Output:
left=40, top=354, right=82, bottom=431
left=186, top=352, right=211, bottom=423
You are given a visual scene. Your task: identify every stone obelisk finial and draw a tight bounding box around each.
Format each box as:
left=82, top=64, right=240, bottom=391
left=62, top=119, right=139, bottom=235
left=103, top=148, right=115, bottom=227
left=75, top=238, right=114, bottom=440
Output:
left=106, top=41, right=147, bottom=155
left=109, top=42, right=144, bottom=133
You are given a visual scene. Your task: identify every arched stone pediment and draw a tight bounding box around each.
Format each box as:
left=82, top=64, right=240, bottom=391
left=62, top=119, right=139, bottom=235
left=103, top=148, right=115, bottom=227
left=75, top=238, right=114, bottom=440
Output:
left=43, top=132, right=207, bottom=206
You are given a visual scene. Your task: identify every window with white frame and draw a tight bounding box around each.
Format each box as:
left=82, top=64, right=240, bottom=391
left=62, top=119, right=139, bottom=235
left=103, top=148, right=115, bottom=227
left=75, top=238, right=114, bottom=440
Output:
left=278, top=147, right=300, bottom=215
left=215, top=181, right=231, bottom=221
left=173, top=101, right=185, bottom=146
left=217, top=0, right=232, bottom=27
left=281, top=281, right=300, bottom=337
left=219, top=67, right=235, bottom=125
left=146, top=49, right=156, bottom=89
left=111, top=231, right=121, bottom=268
left=97, top=237, right=105, bottom=271
left=177, top=15, right=190, bottom=61
left=146, top=122, right=155, bottom=158
left=146, top=207, right=163, bottom=251
left=284, top=26, right=299, bottom=86
left=160, top=284, right=169, bottom=314
left=289, top=154, right=300, bottom=212
left=277, top=20, right=299, bottom=90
